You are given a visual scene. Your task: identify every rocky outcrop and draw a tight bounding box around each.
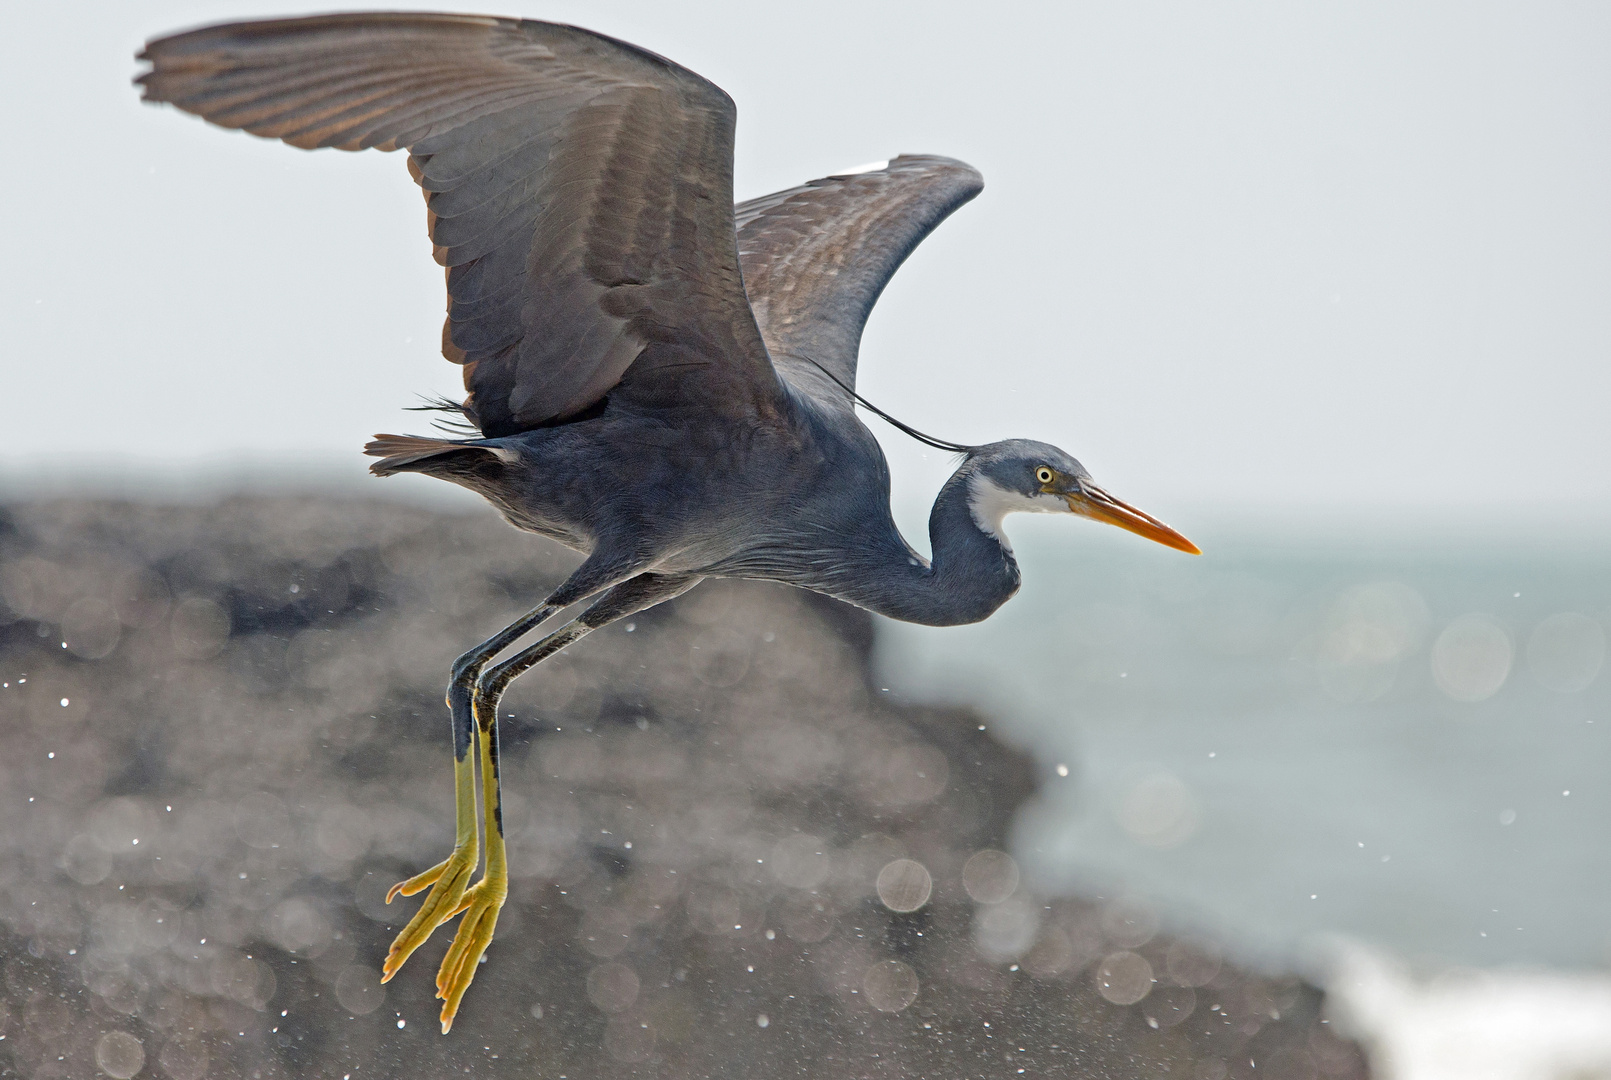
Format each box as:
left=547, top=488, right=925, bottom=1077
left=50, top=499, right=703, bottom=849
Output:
left=0, top=496, right=1366, bottom=1079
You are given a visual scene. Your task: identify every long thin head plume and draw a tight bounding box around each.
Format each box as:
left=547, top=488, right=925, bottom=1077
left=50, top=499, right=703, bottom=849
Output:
left=797, top=356, right=975, bottom=454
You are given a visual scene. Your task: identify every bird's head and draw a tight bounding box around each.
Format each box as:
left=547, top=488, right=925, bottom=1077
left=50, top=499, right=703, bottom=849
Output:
left=963, top=440, right=1200, bottom=554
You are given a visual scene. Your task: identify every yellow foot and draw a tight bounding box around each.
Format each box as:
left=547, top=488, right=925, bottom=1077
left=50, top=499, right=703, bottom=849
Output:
left=435, top=878, right=507, bottom=1033
left=381, top=845, right=477, bottom=983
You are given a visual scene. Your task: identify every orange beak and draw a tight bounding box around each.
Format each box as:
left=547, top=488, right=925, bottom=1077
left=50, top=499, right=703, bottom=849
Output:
left=1064, top=483, right=1201, bottom=555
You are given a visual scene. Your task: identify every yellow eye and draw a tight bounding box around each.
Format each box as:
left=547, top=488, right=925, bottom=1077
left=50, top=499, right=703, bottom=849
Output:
left=1035, top=467, right=1055, bottom=485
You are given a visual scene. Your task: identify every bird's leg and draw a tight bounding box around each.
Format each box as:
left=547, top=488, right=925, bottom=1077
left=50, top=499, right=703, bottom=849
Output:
left=382, top=601, right=560, bottom=984
left=430, top=574, right=700, bottom=1032
left=434, top=687, right=508, bottom=1028
left=429, top=617, right=591, bottom=1032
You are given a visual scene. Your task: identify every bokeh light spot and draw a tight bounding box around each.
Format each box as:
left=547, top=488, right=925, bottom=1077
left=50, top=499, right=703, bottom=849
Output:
left=1115, top=772, right=1200, bottom=849
left=334, top=965, right=386, bottom=1015
left=1431, top=614, right=1512, bottom=702
left=1095, top=950, right=1154, bottom=1005
left=875, top=859, right=933, bottom=913
left=1526, top=612, right=1605, bottom=693
left=94, top=1031, right=145, bottom=1079
left=862, top=959, right=920, bottom=1012
left=171, top=597, right=231, bottom=659
left=586, top=962, right=640, bottom=1014
left=974, top=898, right=1041, bottom=961
left=962, top=849, right=1019, bottom=904
left=770, top=834, right=832, bottom=890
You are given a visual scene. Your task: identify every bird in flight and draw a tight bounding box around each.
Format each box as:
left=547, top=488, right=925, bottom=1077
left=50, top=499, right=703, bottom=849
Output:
left=137, top=12, right=1198, bottom=1032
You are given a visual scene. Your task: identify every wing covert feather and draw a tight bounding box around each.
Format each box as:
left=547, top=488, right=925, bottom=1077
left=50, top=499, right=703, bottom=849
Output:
left=138, top=12, right=780, bottom=435
left=735, top=155, right=983, bottom=398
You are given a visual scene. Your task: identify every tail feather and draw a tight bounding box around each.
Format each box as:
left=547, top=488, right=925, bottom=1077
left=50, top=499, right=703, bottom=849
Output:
left=364, top=434, right=510, bottom=476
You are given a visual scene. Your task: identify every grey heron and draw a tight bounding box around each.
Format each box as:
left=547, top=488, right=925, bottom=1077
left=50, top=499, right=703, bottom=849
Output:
left=136, top=12, right=1198, bottom=1032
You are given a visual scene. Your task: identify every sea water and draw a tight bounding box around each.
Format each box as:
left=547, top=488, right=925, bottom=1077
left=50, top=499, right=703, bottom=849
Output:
left=875, top=519, right=1611, bottom=973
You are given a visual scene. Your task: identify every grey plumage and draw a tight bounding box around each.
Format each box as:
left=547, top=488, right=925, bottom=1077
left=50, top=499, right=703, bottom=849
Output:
left=736, top=156, right=985, bottom=396
left=136, top=11, right=1198, bottom=1030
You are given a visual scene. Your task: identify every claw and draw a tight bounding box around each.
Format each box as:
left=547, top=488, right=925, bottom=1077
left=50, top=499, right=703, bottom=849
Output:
left=381, top=844, right=478, bottom=983
left=436, top=879, right=507, bottom=1033
left=386, top=857, right=452, bottom=904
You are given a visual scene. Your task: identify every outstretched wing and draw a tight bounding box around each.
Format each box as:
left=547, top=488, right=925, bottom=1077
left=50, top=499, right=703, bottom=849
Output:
left=735, top=155, right=983, bottom=402
left=138, top=13, right=780, bottom=437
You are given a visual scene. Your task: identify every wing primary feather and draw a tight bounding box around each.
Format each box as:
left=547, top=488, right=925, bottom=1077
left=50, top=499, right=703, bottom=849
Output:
left=735, top=155, right=984, bottom=400
left=137, top=13, right=779, bottom=437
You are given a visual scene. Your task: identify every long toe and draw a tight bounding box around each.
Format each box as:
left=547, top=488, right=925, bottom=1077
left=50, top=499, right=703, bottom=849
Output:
left=435, top=883, right=506, bottom=1033
left=381, top=846, right=478, bottom=982
left=386, top=856, right=452, bottom=904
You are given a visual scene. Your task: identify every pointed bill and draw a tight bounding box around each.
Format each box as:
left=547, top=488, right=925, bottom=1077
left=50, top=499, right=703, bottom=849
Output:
left=1065, top=484, right=1200, bottom=554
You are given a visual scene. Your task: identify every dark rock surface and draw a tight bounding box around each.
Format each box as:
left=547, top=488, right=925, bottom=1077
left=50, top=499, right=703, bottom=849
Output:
left=0, top=496, right=1367, bottom=1079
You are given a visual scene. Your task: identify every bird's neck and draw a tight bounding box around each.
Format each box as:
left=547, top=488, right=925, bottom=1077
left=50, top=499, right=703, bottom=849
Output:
left=839, top=465, right=1021, bottom=628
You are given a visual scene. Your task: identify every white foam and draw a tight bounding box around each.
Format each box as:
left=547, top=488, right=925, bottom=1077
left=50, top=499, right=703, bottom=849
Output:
left=1322, top=940, right=1611, bottom=1080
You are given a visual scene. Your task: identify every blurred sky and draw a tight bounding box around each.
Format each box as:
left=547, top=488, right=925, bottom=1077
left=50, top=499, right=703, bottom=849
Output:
left=3, top=1, right=1609, bottom=532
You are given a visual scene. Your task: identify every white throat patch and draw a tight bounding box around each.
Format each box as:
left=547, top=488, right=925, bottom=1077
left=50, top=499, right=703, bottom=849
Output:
left=966, top=474, right=1066, bottom=552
